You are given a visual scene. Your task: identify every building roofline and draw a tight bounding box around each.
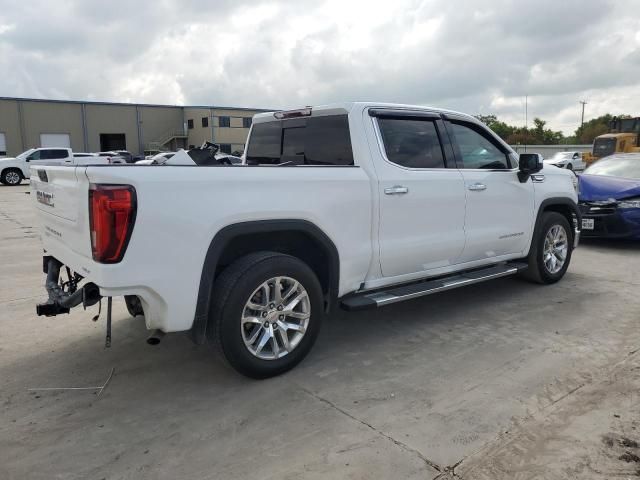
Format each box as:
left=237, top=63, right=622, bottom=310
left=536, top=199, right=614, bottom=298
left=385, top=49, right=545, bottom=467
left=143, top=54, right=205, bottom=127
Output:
left=0, top=96, right=273, bottom=112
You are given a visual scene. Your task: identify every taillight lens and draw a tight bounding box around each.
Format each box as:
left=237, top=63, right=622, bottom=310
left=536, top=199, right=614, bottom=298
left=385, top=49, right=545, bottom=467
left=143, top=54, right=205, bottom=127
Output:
left=89, top=184, right=136, bottom=263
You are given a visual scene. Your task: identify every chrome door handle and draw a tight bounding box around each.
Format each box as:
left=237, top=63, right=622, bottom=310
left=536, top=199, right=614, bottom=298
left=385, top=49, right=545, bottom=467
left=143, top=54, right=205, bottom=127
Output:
left=468, top=183, right=486, bottom=191
left=384, top=185, right=409, bottom=195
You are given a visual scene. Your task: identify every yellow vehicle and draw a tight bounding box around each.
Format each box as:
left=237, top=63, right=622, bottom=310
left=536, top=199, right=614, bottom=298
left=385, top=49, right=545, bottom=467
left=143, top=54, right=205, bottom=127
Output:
left=583, top=117, right=640, bottom=166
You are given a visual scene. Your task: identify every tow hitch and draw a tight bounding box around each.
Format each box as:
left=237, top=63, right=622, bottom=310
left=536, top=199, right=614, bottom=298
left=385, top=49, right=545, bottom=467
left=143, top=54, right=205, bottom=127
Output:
left=36, top=257, right=102, bottom=317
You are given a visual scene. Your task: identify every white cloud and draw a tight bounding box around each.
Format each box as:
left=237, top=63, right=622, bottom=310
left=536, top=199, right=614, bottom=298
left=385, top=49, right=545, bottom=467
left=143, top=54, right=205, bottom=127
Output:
left=1, top=0, right=639, bottom=134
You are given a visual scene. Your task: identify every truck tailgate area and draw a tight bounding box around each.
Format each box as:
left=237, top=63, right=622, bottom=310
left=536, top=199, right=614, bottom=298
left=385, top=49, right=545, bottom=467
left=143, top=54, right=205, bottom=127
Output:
left=30, top=166, right=93, bottom=271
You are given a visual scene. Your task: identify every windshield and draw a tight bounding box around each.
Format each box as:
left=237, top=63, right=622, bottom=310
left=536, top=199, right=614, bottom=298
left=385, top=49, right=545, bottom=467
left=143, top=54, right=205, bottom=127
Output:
left=16, top=148, right=36, bottom=160
left=550, top=152, right=573, bottom=160
left=584, top=156, right=640, bottom=179
left=593, top=137, right=616, bottom=157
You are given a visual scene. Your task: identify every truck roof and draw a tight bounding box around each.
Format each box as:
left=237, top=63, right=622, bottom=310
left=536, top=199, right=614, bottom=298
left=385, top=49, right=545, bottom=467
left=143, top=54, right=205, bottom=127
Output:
left=252, top=102, right=477, bottom=124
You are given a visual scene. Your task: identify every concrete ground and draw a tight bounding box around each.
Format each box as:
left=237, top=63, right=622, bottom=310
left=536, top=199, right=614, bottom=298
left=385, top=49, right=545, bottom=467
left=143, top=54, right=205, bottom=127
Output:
left=1, top=183, right=639, bottom=480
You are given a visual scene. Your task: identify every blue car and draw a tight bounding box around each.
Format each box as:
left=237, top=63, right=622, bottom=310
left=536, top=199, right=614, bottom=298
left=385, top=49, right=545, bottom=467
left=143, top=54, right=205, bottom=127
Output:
left=578, top=153, right=640, bottom=239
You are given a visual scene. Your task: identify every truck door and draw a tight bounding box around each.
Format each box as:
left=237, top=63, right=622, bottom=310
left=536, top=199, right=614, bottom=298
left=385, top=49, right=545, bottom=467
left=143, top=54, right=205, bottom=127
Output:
left=369, top=109, right=466, bottom=278
left=443, top=117, right=534, bottom=263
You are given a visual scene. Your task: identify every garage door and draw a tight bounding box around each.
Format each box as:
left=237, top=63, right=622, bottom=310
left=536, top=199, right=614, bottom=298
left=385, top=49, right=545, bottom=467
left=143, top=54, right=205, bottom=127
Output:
left=40, top=133, right=71, bottom=148
left=0, top=133, right=6, bottom=155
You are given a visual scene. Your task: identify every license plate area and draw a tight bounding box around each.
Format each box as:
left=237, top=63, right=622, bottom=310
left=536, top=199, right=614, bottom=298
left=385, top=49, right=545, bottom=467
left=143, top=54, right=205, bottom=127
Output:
left=582, top=218, right=594, bottom=230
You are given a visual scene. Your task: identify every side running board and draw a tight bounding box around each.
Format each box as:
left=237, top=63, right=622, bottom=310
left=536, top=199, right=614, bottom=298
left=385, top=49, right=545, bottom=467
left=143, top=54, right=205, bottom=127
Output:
left=341, top=262, right=528, bottom=311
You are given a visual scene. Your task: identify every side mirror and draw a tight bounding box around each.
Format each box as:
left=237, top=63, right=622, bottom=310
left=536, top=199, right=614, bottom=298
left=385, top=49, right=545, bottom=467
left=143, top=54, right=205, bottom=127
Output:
left=518, top=153, right=543, bottom=182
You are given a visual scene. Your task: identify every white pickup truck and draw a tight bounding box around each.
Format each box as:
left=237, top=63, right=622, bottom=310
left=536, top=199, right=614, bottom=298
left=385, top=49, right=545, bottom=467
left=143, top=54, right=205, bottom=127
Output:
left=0, top=148, right=110, bottom=185
left=31, top=102, right=581, bottom=378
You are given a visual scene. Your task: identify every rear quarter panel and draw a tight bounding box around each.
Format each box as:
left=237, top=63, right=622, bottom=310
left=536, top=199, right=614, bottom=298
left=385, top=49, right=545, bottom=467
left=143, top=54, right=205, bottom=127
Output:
left=83, top=165, right=373, bottom=331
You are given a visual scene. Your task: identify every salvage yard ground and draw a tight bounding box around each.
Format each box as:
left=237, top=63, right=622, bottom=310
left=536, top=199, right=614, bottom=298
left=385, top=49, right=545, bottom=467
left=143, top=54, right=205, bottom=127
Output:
left=1, top=183, right=640, bottom=480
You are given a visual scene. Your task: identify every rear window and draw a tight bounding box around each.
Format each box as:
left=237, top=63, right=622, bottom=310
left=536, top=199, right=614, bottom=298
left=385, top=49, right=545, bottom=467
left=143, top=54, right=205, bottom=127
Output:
left=246, top=115, right=354, bottom=166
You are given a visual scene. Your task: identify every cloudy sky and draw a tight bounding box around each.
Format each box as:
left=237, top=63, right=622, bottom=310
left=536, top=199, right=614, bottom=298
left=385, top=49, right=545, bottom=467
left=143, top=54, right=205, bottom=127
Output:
left=1, top=0, right=639, bottom=134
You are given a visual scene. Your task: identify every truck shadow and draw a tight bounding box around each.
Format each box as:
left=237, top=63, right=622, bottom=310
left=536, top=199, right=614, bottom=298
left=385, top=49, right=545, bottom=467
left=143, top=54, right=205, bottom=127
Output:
left=3, top=273, right=586, bottom=409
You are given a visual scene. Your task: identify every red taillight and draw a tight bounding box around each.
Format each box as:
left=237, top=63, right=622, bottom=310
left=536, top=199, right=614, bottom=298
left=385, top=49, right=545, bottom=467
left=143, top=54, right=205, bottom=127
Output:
left=89, top=184, right=136, bottom=263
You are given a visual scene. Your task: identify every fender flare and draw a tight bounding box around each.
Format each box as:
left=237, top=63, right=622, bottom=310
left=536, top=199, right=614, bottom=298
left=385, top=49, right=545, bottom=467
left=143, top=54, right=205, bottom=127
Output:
left=190, top=219, right=340, bottom=344
left=533, top=197, right=581, bottom=243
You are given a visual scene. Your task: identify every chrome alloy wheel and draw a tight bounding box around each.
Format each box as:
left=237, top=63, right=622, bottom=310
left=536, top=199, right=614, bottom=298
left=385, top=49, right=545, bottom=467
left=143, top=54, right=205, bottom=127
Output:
left=5, top=171, right=21, bottom=185
left=543, top=224, right=568, bottom=274
left=241, top=276, right=311, bottom=360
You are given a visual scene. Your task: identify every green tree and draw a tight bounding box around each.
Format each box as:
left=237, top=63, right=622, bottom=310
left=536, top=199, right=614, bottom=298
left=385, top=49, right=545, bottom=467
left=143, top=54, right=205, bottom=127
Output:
left=475, top=114, right=565, bottom=144
left=475, top=115, right=516, bottom=140
left=572, top=114, right=629, bottom=144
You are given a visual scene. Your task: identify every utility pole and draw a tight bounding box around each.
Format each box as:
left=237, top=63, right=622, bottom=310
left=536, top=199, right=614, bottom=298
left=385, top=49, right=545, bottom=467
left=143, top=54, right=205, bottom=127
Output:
left=524, top=95, right=528, bottom=152
left=580, top=100, right=587, bottom=128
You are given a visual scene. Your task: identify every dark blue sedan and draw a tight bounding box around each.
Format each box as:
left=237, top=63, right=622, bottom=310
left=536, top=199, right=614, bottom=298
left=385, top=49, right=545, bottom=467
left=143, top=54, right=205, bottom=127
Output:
left=578, top=153, right=640, bottom=239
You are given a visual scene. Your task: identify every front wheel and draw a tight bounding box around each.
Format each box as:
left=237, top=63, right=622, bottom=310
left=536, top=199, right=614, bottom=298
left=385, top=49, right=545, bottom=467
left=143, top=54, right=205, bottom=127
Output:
left=209, top=252, right=324, bottom=378
left=1, top=168, right=23, bottom=186
left=521, top=212, right=573, bottom=284
left=566, top=163, right=573, bottom=171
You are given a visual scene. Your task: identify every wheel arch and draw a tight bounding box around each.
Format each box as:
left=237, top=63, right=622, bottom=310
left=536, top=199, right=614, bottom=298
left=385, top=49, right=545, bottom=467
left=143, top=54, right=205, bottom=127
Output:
left=534, top=197, right=581, bottom=244
left=190, top=219, right=340, bottom=344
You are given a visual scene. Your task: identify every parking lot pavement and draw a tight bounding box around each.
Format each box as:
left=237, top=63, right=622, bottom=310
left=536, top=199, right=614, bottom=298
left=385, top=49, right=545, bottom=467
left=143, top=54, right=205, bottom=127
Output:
left=1, top=183, right=640, bottom=480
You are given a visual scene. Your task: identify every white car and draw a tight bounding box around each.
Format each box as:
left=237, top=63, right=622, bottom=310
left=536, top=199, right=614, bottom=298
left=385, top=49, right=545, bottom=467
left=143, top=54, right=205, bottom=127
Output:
left=96, top=152, right=127, bottom=164
left=136, top=152, right=176, bottom=165
left=31, top=102, right=580, bottom=378
left=543, top=151, right=585, bottom=172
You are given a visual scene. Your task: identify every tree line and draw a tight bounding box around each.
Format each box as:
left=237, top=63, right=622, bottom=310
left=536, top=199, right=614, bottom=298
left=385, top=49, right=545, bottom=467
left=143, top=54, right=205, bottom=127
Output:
left=475, top=113, right=628, bottom=145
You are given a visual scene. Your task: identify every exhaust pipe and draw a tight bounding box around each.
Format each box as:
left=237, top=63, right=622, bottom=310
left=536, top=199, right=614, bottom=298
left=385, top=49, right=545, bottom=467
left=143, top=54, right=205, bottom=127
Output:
left=146, top=329, right=165, bottom=345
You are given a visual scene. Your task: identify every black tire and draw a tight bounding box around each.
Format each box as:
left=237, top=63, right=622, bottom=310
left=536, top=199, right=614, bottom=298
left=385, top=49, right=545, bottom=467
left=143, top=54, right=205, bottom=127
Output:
left=1, top=168, right=23, bottom=186
left=566, top=163, right=573, bottom=171
left=521, top=212, right=573, bottom=284
left=208, top=252, right=324, bottom=379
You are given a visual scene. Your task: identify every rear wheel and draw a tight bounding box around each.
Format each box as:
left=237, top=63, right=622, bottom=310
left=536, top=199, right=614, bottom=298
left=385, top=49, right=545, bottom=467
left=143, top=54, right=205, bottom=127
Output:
left=1, top=169, right=23, bottom=186
left=521, top=212, right=573, bottom=284
left=209, top=252, right=324, bottom=378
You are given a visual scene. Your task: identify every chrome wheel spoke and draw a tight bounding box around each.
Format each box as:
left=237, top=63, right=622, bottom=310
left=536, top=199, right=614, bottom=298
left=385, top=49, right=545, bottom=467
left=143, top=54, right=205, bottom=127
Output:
left=242, top=316, right=263, bottom=325
left=277, top=328, right=291, bottom=352
left=272, top=277, right=283, bottom=304
left=281, top=321, right=305, bottom=333
left=285, top=311, right=310, bottom=320
left=255, top=329, right=271, bottom=355
left=246, top=325, right=263, bottom=344
left=247, top=301, right=268, bottom=311
left=281, top=281, right=299, bottom=302
left=283, top=291, right=308, bottom=312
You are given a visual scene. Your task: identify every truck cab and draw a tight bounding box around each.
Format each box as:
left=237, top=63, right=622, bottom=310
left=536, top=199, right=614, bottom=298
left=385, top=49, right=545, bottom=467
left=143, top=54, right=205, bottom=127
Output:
left=585, top=117, right=640, bottom=166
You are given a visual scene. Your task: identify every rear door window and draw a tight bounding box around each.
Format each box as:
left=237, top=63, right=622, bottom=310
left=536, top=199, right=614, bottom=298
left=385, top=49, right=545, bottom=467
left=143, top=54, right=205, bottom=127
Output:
left=377, top=118, right=446, bottom=168
left=44, top=149, right=69, bottom=159
left=246, top=115, right=353, bottom=166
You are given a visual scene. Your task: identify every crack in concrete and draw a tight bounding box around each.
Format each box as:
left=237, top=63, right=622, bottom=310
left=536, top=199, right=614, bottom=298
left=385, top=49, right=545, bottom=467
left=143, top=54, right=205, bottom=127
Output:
left=449, top=348, right=640, bottom=477
left=300, top=386, right=443, bottom=474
